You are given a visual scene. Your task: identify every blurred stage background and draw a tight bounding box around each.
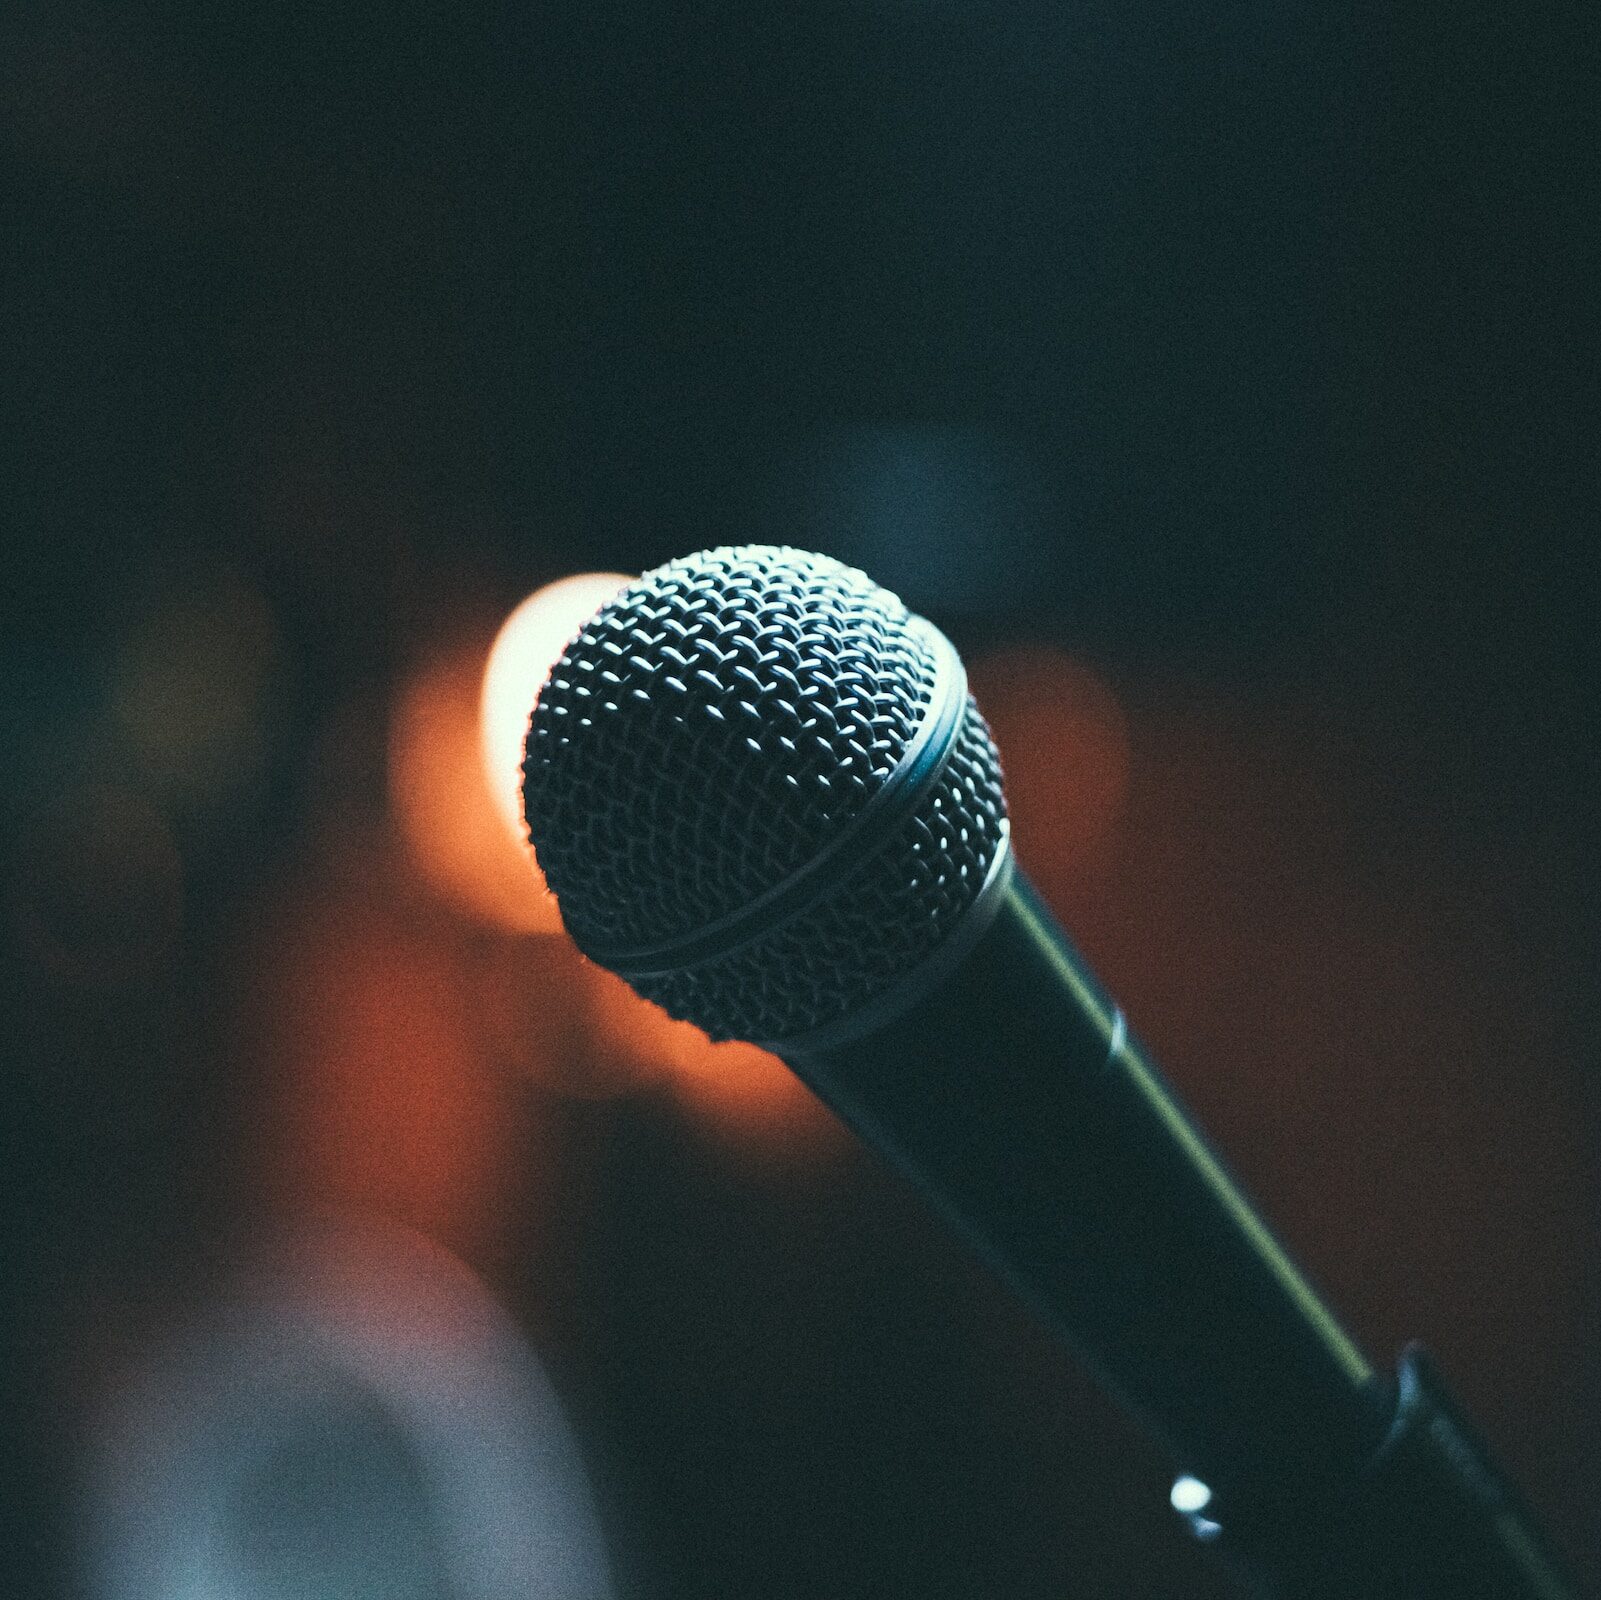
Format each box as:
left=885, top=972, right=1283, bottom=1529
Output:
left=3, top=3, right=1596, bottom=1596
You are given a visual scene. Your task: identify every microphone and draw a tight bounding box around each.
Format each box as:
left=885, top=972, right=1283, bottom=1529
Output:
left=520, top=545, right=1573, bottom=1598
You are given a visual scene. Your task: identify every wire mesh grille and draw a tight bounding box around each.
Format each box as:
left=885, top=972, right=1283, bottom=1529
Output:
left=522, top=545, right=1006, bottom=1041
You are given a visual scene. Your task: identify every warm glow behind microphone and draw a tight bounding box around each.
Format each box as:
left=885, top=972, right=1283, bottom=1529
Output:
left=389, top=573, right=628, bottom=936
left=481, top=573, right=632, bottom=846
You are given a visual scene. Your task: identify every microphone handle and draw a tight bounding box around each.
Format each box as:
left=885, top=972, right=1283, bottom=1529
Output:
left=785, top=873, right=1575, bottom=1597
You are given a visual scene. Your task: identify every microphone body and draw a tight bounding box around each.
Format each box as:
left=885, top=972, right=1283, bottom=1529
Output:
left=786, top=868, right=1571, bottom=1598
left=788, top=866, right=1382, bottom=1495
left=520, top=545, right=1575, bottom=1598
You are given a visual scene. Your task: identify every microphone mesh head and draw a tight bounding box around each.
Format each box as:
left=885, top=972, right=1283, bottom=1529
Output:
left=522, top=546, right=1007, bottom=1043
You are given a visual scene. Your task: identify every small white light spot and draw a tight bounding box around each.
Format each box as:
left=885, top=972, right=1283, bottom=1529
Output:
left=1170, top=1475, right=1212, bottom=1515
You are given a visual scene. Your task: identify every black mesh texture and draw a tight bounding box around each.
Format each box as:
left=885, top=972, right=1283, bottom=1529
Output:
left=523, top=546, right=940, bottom=951
left=630, top=704, right=1006, bottom=1041
left=521, top=544, right=1008, bottom=1042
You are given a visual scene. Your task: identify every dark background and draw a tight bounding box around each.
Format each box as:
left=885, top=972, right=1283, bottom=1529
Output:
left=3, top=3, right=1596, bottom=1596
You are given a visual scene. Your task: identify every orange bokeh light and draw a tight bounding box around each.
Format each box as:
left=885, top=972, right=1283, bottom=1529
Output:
left=243, top=867, right=531, bottom=1264
left=389, top=573, right=628, bottom=935
left=391, top=634, right=552, bottom=934
left=481, top=573, right=632, bottom=845
left=397, top=567, right=842, bottom=1150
